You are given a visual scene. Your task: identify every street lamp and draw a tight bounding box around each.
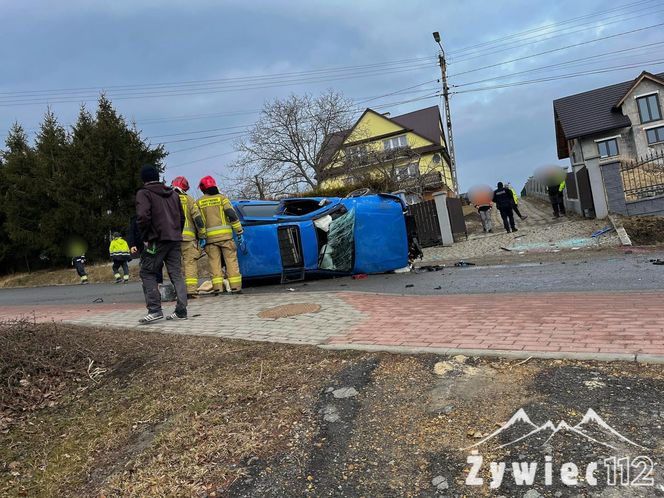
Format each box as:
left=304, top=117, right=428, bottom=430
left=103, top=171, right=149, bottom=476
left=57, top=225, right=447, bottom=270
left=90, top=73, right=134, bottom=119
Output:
left=432, top=31, right=457, bottom=193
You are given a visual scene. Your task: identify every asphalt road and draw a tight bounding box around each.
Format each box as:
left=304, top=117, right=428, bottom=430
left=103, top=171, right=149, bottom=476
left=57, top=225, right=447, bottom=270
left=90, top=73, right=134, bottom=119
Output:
left=2, top=250, right=664, bottom=307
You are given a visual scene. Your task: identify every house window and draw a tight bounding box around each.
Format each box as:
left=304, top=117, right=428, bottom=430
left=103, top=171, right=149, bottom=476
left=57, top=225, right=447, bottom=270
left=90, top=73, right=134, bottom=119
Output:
left=646, top=125, right=664, bottom=145
left=597, top=138, right=619, bottom=158
left=637, top=94, right=662, bottom=124
left=383, top=135, right=408, bottom=151
left=396, top=163, right=419, bottom=181
left=345, top=144, right=368, bottom=160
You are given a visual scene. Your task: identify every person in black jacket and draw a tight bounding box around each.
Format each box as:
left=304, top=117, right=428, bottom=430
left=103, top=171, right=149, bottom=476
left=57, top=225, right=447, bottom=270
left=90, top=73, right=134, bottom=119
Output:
left=135, top=164, right=187, bottom=324
left=493, top=182, right=518, bottom=233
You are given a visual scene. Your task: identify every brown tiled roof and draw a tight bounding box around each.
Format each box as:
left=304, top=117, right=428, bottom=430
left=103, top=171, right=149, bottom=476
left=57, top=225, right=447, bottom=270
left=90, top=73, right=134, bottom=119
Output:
left=390, top=105, right=442, bottom=146
left=553, top=71, right=664, bottom=159
left=318, top=106, right=445, bottom=167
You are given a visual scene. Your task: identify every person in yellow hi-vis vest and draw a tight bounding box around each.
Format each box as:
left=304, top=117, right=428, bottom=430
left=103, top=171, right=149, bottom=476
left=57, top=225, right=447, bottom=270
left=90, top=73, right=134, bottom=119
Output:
left=171, top=176, right=206, bottom=297
left=109, top=232, right=131, bottom=283
left=197, top=175, right=244, bottom=294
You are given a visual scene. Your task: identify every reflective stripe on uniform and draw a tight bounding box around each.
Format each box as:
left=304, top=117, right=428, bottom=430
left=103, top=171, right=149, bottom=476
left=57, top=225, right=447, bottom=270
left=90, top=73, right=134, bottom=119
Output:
left=211, top=277, right=225, bottom=284
left=185, top=278, right=198, bottom=285
left=198, top=197, right=223, bottom=208
left=182, top=228, right=196, bottom=238
left=207, top=225, right=232, bottom=236
left=228, top=275, right=242, bottom=284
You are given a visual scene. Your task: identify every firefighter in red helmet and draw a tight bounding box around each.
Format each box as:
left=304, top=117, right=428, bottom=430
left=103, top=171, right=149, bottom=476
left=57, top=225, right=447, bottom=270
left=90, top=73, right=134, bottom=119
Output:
left=171, top=176, right=206, bottom=297
left=196, top=175, right=244, bottom=293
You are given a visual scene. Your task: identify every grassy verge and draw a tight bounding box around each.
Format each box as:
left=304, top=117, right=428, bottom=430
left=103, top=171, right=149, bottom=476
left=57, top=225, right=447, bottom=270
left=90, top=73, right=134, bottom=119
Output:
left=0, top=264, right=141, bottom=288
left=3, top=322, right=664, bottom=497
left=0, top=321, right=353, bottom=496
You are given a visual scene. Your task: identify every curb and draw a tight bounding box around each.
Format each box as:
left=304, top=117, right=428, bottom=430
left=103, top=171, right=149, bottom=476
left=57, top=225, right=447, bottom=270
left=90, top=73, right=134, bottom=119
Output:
left=318, top=343, right=664, bottom=363
left=608, top=214, right=632, bottom=246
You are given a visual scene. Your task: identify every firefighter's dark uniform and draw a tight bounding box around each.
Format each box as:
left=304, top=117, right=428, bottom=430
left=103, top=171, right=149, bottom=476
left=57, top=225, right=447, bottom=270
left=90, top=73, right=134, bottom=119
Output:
left=197, top=193, right=243, bottom=291
left=177, top=192, right=206, bottom=294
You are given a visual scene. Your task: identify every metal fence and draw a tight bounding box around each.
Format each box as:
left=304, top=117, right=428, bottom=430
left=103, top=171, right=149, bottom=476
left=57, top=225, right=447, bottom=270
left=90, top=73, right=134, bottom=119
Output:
left=446, top=196, right=468, bottom=242
left=410, top=199, right=441, bottom=247
left=621, top=151, right=664, bottom=201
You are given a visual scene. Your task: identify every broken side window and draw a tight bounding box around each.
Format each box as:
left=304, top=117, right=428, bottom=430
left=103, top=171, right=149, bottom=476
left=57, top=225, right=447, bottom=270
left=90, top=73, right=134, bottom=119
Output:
left=319, top=208, right=355, bottom=272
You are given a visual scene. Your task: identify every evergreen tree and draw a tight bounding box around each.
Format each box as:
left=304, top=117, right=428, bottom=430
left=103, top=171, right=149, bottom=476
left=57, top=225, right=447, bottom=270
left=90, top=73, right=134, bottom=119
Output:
left=33, top=108, right=69, bottom=260
left=1, top=123, right=41, bottom=272
left=0, top=95, right=167, bottom=274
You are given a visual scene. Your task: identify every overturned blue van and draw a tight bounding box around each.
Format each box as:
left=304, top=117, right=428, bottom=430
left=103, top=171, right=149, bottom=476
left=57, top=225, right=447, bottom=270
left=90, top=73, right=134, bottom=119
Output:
left=231, top=194, right=413, bottom=282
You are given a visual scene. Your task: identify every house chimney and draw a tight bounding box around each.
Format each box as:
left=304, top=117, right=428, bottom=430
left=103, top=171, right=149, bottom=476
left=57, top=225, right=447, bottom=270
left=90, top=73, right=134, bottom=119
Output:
left=382, top=112, right=391, bottom=117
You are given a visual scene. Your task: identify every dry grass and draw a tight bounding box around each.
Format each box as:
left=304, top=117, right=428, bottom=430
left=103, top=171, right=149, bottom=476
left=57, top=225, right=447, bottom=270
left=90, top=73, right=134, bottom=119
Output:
left=4, top=322, right=664, bottom=496
left=0, top=263, right=140, bottom=289
left=0, top=256, right=215, bottom=289
left=0, top=321, right=354, bottom=497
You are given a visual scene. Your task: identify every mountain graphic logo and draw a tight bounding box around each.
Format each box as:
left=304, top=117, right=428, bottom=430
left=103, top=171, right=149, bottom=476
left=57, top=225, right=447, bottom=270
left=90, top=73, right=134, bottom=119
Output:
left=462, top=408, right=647, bottom=451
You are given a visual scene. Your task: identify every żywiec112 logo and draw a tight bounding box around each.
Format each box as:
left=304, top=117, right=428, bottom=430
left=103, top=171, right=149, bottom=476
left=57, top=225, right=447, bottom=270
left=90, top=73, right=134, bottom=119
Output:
left=462, top=408, right=656, bottom=490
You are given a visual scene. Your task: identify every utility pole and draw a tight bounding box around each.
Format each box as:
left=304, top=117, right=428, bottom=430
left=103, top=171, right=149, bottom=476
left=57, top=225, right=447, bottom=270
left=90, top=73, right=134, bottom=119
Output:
left=433, top=32, right=458, bottom=193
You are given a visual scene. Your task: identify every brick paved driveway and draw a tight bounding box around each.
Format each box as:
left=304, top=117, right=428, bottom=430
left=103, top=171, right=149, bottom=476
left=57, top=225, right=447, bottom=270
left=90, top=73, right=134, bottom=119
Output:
left=5, top=289, right=664, bottom=362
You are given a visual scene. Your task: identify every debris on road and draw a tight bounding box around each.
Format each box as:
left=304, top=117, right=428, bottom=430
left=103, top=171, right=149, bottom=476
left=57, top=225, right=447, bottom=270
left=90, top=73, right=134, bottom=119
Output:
left=500, top=246, right=512, bottom=251
left=352, top=274, right=368, bottom=280
left=591, top=226, right=614, bottom=238
left=405, top=284, right=414, bottom=288
left=453, top=261, right=476, bottom=267
left=414, top=264, right=445, bottom=272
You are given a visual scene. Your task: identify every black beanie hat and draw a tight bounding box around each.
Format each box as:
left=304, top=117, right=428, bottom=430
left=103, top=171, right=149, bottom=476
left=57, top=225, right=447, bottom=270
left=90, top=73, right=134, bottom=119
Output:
left=140, top=164, right=159, bottom=183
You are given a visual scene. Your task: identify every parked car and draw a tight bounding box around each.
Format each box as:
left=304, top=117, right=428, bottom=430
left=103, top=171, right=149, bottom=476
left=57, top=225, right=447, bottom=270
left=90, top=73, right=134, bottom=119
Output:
left=230, top=193, right=416, bottom=282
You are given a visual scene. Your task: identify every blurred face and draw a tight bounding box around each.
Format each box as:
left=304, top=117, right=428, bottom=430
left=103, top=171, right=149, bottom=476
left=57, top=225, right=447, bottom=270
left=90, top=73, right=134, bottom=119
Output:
left=468, top=185, right=494, bottom=205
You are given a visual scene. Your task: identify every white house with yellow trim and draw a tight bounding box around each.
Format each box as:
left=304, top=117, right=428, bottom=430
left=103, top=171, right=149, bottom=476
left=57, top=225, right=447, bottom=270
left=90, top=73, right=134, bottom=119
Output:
left=318, top=105, right=453, bottom=202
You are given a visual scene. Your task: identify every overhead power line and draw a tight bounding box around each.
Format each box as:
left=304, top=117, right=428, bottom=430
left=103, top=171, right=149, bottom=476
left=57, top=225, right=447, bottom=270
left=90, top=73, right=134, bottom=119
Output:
left=447, top=5, right=664, bottom=65
left=0, top=62, right=435, bottom=107
left=0, top=57, right=435, bottom=100
left=452, top=40, right=664, bottom=88
left=448, top=21, right=664, bottom=78
left=447, top=0, right=659, bottom=57
left=451, top=59, right=664, bottom=95
left=165, top=92, right=442, bottom=169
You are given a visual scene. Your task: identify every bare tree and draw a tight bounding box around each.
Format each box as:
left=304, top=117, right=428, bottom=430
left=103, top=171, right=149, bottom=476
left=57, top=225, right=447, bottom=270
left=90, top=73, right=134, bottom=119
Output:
left=232, top=90, right=355, bottom=197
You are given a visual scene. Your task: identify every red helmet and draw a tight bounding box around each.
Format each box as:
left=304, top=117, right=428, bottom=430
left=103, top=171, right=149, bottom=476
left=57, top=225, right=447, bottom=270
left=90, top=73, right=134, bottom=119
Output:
left=199, top=175, right=217, bottom=191
left=171, top=176, right=189, bottom=192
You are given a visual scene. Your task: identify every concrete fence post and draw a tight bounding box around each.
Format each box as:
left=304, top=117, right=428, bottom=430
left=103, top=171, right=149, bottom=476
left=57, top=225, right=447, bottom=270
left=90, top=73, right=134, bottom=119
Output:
left=599, top=161, right=628, bottom=215
left=432, top=191, right=454, bottom=246
left=585, top=156, right=609, bottom=219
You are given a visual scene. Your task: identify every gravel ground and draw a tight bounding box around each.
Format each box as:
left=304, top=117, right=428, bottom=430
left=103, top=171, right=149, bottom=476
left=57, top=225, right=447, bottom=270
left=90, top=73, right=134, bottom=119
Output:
left=423, top=199, right=621, bottom=264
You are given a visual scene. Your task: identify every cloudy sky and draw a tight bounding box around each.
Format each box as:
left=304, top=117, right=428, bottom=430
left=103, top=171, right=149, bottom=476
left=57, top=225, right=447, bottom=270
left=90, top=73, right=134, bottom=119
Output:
left=1, top=0, right=663, bottom=193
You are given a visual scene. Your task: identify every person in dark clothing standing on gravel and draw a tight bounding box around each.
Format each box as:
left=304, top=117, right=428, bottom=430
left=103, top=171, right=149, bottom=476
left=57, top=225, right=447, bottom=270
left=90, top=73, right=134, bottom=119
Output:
left=493, top=182, right=518, bottom=233
left=135, top=164, right=188, bottom=324
left=547, top=180, right=566, bottom=218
